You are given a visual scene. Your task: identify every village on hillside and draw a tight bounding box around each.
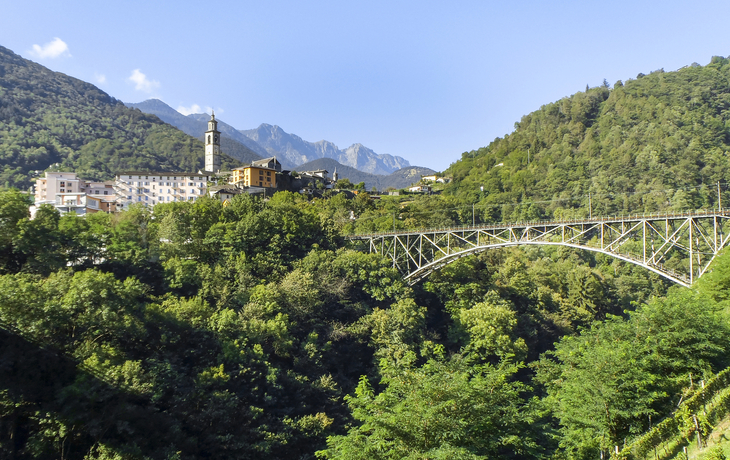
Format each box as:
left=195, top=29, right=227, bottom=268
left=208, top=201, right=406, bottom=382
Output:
left=31, top=113, right=449, bottom=216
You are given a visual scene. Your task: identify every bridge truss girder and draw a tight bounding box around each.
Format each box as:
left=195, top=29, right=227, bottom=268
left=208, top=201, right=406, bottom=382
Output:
left=354, top=211, right=730, bottom=287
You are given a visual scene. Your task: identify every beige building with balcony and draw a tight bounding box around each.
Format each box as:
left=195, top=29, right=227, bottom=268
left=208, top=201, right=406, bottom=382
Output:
left=35, top=172, right=81, bottom=202
left=34, top=172, right=116, bottom=215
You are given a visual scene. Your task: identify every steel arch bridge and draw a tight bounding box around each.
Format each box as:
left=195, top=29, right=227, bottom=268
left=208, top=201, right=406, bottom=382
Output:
left=348, top=210, right=730, bottom=287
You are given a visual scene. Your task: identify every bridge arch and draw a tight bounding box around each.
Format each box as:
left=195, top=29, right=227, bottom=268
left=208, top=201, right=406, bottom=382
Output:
left=404, top=241, right=690, bottom=287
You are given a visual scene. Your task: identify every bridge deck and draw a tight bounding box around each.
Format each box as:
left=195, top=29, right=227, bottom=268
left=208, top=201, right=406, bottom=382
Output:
left=350, top=209, right=730, bottom=239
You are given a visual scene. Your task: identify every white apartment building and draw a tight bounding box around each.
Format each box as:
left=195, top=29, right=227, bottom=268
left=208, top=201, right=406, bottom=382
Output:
left=35, top=172, right=81, bottom=203
left=114, top=172, right=209, bottom=210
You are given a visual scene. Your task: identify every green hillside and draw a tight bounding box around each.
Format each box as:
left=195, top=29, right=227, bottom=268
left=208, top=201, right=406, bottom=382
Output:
left=0, top=46, right=241, bottom=189
left=341, top=58, right=730, bottom=236
left=444, top=56, right=730, bottom=222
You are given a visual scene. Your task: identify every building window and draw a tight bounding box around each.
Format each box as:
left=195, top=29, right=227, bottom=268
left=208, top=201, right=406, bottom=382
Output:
left=95, top=190, right=99, bottom=194
left=104, top=191, right=108, bottom=195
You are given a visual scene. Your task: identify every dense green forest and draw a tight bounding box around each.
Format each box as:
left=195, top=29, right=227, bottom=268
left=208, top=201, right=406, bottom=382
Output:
left=4, top=49, right=730, bottom=459
left=3, top=186, right=730, bottom=459
left=0, top=46, right=241, bottom=189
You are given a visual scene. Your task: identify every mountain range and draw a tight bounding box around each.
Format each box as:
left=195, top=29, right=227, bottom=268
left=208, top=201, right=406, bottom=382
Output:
left=240, top=122, right=410, bottom=174
left=294, top=157, right=435, bottom=190
left=127, top=99, right=412, bottom=175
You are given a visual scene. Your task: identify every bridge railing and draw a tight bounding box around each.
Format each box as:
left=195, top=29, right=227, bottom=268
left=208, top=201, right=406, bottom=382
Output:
left=349, top=208, right=730, bottom=239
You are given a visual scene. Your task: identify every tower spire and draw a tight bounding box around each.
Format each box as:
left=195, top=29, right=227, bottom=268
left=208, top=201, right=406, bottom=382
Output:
left=205, top=109, right=221, bottom=173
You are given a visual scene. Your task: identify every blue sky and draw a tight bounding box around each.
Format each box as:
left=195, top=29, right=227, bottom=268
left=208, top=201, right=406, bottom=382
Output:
left=2, top=1, right=730, bottom=171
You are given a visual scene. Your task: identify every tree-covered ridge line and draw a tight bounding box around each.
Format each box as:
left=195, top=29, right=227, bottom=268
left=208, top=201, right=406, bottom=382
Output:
left=443, top=56, right=730, bottom=223
left=0, top=45, right=241, bottom=189
left=335, top=58, right=730, bottom=236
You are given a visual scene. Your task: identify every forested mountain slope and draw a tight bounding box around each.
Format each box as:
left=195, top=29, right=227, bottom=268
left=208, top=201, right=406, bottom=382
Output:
left=0, top=46, right=241, bottom=188
left=445, top=56, right=730, bottom=222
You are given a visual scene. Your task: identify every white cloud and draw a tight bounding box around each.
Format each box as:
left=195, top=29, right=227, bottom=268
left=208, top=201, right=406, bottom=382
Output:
left=30, top=37, right=71, bottom=59
left=128, top=69, right=160, bottom=93
left=177, top=104, right=202, bottom=115
left=94, top=73, right=106, bottom=84
left=178, top=105, right=223, bottom=116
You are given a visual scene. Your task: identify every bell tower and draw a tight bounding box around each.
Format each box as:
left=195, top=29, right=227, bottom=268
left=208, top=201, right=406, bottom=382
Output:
left=205, top=111, right=221, bottom=173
